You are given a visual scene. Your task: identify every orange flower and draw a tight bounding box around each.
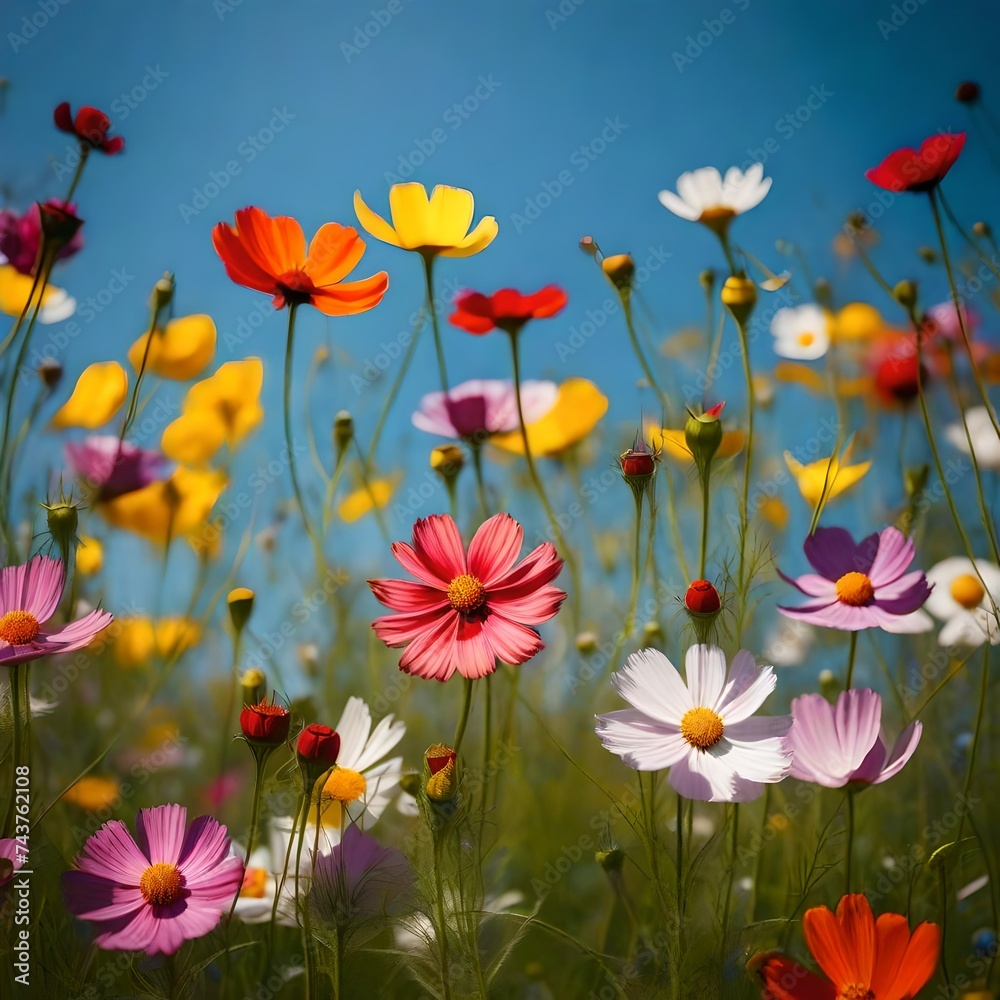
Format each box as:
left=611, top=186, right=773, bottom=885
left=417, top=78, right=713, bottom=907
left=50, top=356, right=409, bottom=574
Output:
left=212, top=207, right=388, bottom=316
left=752, top=894, right=939, bottom=999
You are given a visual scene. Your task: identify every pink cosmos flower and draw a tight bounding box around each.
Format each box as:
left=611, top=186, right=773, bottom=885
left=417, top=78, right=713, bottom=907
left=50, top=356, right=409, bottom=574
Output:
left=0, top=199, right=84, bottom=275
left=778, top=526, right=932, bottom=632
left=369, top=513, right=565, bottom=681
left=0, top=838, right=25, bottom=889
left=62, top=804, right=243, bottom=956
left=596, top=645, right=792, bottom=803
left=65, top=435, right=167, bottom=500
left=789, top=688, right=922, bottom=788
left=412, top=378, right=558, bottom=441
left=0, top=556, right=112, bottom=666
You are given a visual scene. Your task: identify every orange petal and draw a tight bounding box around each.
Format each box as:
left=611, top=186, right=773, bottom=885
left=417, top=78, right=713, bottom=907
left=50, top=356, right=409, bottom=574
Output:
left=869, top=914, right=911, bottom=997
left=233, top=207, right=305, bottom=276
left=304, top=223, right=365, bottom=285
left=312, top=272, right=389, bottom=316
left=212, top=221, right=278, bottom=294
left=834, top=894, right=876, bottom=988
left=882, top=922, right=940, bottom=1000
left=751, top=953, right=836, bottom=1000
left=803, top=902, right=859, bottom=988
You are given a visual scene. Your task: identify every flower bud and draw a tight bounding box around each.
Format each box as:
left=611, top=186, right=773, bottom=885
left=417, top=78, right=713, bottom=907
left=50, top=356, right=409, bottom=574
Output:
left=955, top=81, right=981, bottom=104
left=576, top=632, right=598, bottom=654
left=602, top=254, right=635, bottom=292
left=37, top=357, right=63, bottom=389
left=973, top=221, right=991, bottom=238
left=917, top=246, right=937, bottom=264
left=333, top=410, right=354, bottom=455
left=892, top=280, right=918, bottom=313
left=619, top=445, right=655, bottom=478
left=904, top=464, right=930, bottom=498
left=45, top=500, right=79, bottom=558
left=240, top=696, right=290, bottom=746
left=813, top=277, right=833, bottom=310
left=150, top=272, right=175, bottom=314
left=430, top=444, right=464, bottom=483
left=425, top=743, right=458, bottom=802
left=698, top=269, right=715, bottom=292
left=642, top=620, right=663, bottom=644
left=38, top=201, right=84, bottom=254
left=228, top=587, right=255, bottom=633
left=596, top=847, right=625, bottom=872
left=399, top=772, right=422, bottom=797
left=241, top=668, right=266, bottom=705
left=579, top=235, right=599, bottom=256
left=685, top=579, right=721, bottom=615
left=818, top=669, right=838, bottom=700
left=297, top=723, right=341, bottom=766
left=720, top=275, right=756, bottom=325
left=684, top=402, right=725, bottom=479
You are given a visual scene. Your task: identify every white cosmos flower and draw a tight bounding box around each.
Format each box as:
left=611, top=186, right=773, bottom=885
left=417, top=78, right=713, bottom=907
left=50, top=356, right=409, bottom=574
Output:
left=770, top=304, right=831, bottom=360
left=925, top=557, right=1000, bottom=647
left=595, top=645, right=791, bottom=803
left=658, top=164, right=771, bottom=225
left=393, top=890, right=524, bottom=952
left=233, top=844, right=300, bottom=926
left=946, top=406, right=1000, bottom=470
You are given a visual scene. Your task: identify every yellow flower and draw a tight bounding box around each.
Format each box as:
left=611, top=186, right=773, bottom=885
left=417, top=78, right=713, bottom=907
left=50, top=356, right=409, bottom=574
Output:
left=76, top=535, right=104, bottom=575
left=51, top=361, right=128, bottom=429
left=155, top=618, right=202, bottom=659
left=62, top=775, right=121, bottom=811
left=337, top=477, right=397, bottom=523
left=647, top=424, right=745, bottom=463
left=0, top=265, right=76, bottom=323
left=100, top=466, right=227, bottom=545
left=161, top=358, right=263, bottom=464
left=490, top=378, right=608, bottom=458
left=354, top=183, right=498, bottom=258
left=113, top=617, right=202, bottom=667
left=758, top=496, right=789, bottom=531
left=128, top=314, right=217, bottom=380
left=833, top=302, right=882, bottom=341
left=784, top=442, right=871, bottom=506
left=773, top=361, right=826, bottom=395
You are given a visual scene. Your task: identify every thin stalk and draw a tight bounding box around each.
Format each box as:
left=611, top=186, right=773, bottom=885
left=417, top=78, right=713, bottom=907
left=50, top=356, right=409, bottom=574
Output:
left=608, top=491, right=643, bottom=675
left=955, top=643, right=990, bottom=854
left=227, top=750, right=267, bottom=922
left=844, top=632, right=859, bottom=690
left=621, top=291, right=666, bottom=407
left=698, top=466, right=711, bottom=579
left=470, top=441, right=488, bottom=519
left=733, top=313, right=756, bottom=622
left=64, top=146, right=89, bottom=203
left=453, top=677, right=474, bottom=756
left=845, top=790, right=855, bottom=895
left=720, top=803, right=739, bottom=951
left=2, top=664, right=26, bottom=837
left=432, top=832, right=453, bottom=1000
left=422, top=255, right=449, bottom=392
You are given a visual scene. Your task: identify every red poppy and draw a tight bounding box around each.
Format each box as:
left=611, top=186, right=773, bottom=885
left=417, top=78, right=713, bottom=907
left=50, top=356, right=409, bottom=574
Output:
left=53, top=103, right=124, bottom=154
left=239, top=698, right=290, bottom=746
left=449, top=285, right=568, bottom=335
left=865, top=133, right=966, bottom=192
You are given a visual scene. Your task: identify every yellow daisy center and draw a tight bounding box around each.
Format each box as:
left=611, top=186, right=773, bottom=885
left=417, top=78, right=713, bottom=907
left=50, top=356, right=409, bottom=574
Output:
left=837, top=986, right=874, bottom=1000
left=239, top=867, right=267, bottom=899
left=835, top=572, right=875, bottom=607
left=0, top=610, right=40, bottom=646
left=680, top=707, right=725, bottom=750
left=699, top=205, right=737, bottom=223
left=322, top=767, right=367, bottom=805
left=447, top=573, right=486, bottom=613
left=139, top=862, right=183, bottom=906
left=950, top=573, right=986, bottom=609
left=796, top=331, right=816, bottom=347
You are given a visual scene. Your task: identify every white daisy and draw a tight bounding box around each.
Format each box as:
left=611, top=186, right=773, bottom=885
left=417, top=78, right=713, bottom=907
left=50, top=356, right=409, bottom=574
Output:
left=946, top=406, right=1000, bottom=470
left=770, top=304, right=831, bottom=360
left=233, top=843, right=299, bottom=926
left=925, top=557, right=1000, bottom=647
left=595, top=644, right=791, bottom=803
left=658, top=164, right=771, bottom=227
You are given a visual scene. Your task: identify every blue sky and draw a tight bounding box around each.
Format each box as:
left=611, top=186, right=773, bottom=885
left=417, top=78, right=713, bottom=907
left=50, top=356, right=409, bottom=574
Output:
left=2, top=0, right=998, bottom=682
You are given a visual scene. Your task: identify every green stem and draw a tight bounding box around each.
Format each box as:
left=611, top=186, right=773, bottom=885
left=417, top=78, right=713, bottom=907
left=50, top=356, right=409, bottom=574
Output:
left=227, top=748, right=266, bottom=921
left=422, top=255, right=449, bottom=393
left=120, top=296, right=166, bottom=442
left=64, top=145, right=89, bottom=202
left=621, top=292, right=666, bottom=407
left=2, top=664, right=26, bottom=837
left=844, top=631, right=858, bottom=690
left=733, top=313, right=756, bottom=635
left=845, top=790, right=855, bottom=895
left=956, top=642, right=989, bottom=854
left=453, top=678, right=474, bottom=756
left=470, top=441, right=488, bottom=519
left=433, top=831, right=453, bottom=1000
left=720, top=803, right=739, bottom=950
left=608, top=492, right=643, bottom=675
left=698, top=467, right=711, bottom=579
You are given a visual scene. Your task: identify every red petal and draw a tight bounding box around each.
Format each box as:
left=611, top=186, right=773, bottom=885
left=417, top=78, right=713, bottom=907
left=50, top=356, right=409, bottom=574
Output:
left=412, top=515, right=467, bottom=582
left=74, top=106, right=111, bottom=144
left=467, top=513, right=523, bottom=586
left=481, top=613, right=543, bottom=665
left=100, top=136, right=125, bottom=155
left=753, top=953, right=836, bottom=1000
left=398, top=611, right=460, bottom=680
left=525, top=284, right=568, bottom=318
left=53, top=102, right=74, bottom=133
left=368, top=578, right=449, bottom=614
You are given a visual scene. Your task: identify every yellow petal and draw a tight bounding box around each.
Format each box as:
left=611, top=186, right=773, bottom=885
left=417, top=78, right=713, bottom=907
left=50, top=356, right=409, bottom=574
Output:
left=758, top=496, right=789, bottom=530
left=114, top=618, right=156, bottom=667
left=155, top=618, right=202, bottom=658
left=774, top=361, right=826, bottom=394
left=647, top=427, right=692, bottom=462
left=388, top=182, right=432, bottom=249
left=183, top=358, right=264, bottom=448
left=51, top=361, right=128, bottom=429
left=0, top=265, right=75, bottom=322
left=337, top=477, right=397, bottom=523
left=353, top=190, right=402, bottom=249
left=62, top=776, right=121, bottom=810
left=719, top=430, right=746, bottom=458
left=490, top=379, right=608, bottom=457
left=426, top=185, right=475, bottom=247
left=161, top=411, right=227, bottom=465
left=75, top=535, right=104, bottom=575
left=834, top=302, right=882, bottom=341
left=784, top=450, right=871, bottom=505
left=439, top=215, right=499, bottom=258
left=128, top=314, right=217, bottom=380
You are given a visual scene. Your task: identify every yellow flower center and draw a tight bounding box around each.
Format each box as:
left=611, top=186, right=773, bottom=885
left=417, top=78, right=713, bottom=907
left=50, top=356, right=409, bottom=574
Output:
left=837, top=986, right=874, bottom=1000
left=447, top=573, right=486, bottom=613
left=239, top=867, right=267, bottom=899
left=680, top=707, right=725, bottom=750
left=139, top=862, right=183, bottom=906
left=950, top=573, right=986, bottom=609
left=835, top=572, right=875, bottom=606
left=0, top=610, right=40, bottom=646
left=796, top=331, right=816, bottom=347
left=322, top=767, right=367, bottom=805
left=699, top=205, right=737, bottom=223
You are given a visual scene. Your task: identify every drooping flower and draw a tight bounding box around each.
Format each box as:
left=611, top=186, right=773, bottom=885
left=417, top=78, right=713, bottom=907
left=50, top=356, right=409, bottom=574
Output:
left=924, top=557, right=1000, bottom=647
left=412, top=379, right=558, bottom=441
left=54, top=102, right=125, bottom=154
left=127, top=315, right=217, bottom=381
left=65, top=436, right=167, bottom=501
left=778, top=526, right=933, bottom=632
left=658, top=164, right=771, bottom=231
left=770, top=304, right=831, bottom=360
left=596, top=645, right=791, bottom=802
left=789, top=688, right=921, bottom=787
left=448, top=285, right=567, bottom=335
left=0, top=199, right=83, bottom=275
left=784, top=443, right=871, bottom=507
left=0, top=266, right=76, bottom=323
left=62, top=804, right=243, bottom=955
left=489, top=378, right=608, bottom=458
left=0, top=555, right=112, bottom=666
left=353, top=183, right=498, bottom=258
left=212, top=207, right=388, bottom=315
left=369, top=513, right=565, bottom=681
left=945, top=405, right=1000, bottom=470
left=752, top=893, right=940, bottom=999
left=865, top=132, right=966, bottom=192
left=51, top=362, right=128, bottom=430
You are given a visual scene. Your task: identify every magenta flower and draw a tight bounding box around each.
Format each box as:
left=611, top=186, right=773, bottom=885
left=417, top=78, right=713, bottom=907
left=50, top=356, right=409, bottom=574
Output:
left=0, top=556, right=112, bottom=666
left=369, top=513, right=566, bottom=681
left=412, top=378, right=557, bottom=441
left=0, top=199, right=83, bottom=276
left=790, top=688, right=922, bottom=788
left=65, top=435, right=167, bottom=501
left=62, top=804, right=243, bottom=956
left=778, top=526, right=932, bottom=632
left=0, top=838, right=25, bottom=889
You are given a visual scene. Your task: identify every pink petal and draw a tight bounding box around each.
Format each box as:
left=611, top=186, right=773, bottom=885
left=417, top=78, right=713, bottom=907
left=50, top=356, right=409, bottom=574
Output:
left=778, top=601, right=879, bottom=630
left=870, top=721, right=922, bottom=785
left=74, top=819, right=149, bottom=882
left=480, top=613, right=543, bottom=665
left=833, top=689, right=883, bottom=772
left=867, top=526, right=916, bottom=586
left=487, top=584, right=566, bottom=625
left=62, top=870, right=146, bottom=921
left=177, top=816, right=235, bottom=884
left=390, top=541, right=450, bottom=589
left=135, top=804, right=188, bottom=865
left=488, top=543, right=563, bottom=599
left=368, top=578, right=449, bottom=613
left=454, top=617, right=497, bottom=679
left=778, top=569, right=838, bottom=598
left=372, top=607, right=451, bottom=646
left=0, top=555, right=65, bottom=622
left=804, top=527, right=878, bottom=579
left=789, top=694, right=846, bottom=785
left=467, top=513, right=523, bottom=586
left=412, top=515, right=466, bottom=582
left=398, top=611, right=460, bottom=681
left=41, top=609, right=114, bottom=647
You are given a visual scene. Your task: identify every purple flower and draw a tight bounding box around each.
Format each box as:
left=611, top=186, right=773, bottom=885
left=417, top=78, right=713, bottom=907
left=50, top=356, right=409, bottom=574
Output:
left=0, top=556, right=112, bottom=666
left=778, top=526, right=932, bottom=632
left=412, top=378, right=557, bottom=441
left=65, top=435, right=167, bottom=501
left=0, top=838, right=25, bottom=890
left=0, top=199, right=83, bottom=276
left=790, top=688, right=922, bottom=788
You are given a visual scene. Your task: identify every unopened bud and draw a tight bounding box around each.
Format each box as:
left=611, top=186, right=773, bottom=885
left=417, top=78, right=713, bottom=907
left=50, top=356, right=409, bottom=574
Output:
left=37, top=357, right=63, bottom=389
left=685, top=579, right=721, bottom=615
left=425, top=743, right=458, bottom=802
left=576, top=632, right=598, bottom=654
left=596, top=848, right=625, bottom=872
left=430, top=444, right=464, bottom=483
left=721, top=275, right=756, bottom=325
left=150, top=272, right=175, bottom=314
left=333, top=410, right=353, bottom=454
left=642, top=620, right=663, bottom=644
left=684, top=402, right=725, bottom=479
left=399, top=772, right=422, bottom=797
left=973, top=221, right=991, bottom=238
left=45, top=500, right=79, bottom=562
left=699, top=269, right=715, bottom=292
left=818, top=668, right=838, bottom=700
left=813, top=277, right=833, bottom=310
left=241, top=668, right=266, bottom=705
left=602, top=254, right=635, bottom=292
left=904, top=464, right=929, bottom=498
left=955, top=81, right=981, bottom=104
left=579, top=235, right=599, bottom=256
left=892, top=280, right=918, bottom=313
left=38, top=201, right=84, bottom=252
left=917, top=246, right=937, bottom=264
left=228, top=587, right=255, bottom=633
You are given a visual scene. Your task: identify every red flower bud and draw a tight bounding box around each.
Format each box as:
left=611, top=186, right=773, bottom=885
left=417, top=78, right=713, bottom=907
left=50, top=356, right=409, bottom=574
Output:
left=620, top=448, right=655, bottom=477
left=297, top=723, right=340, bottom=765
left=425, top=743, right=457, bottom=776
left=685, top=580, right=721, bottom=615
left=955, top=81, right=981, bottom=104
left=239, top=698, right=290, bottom=746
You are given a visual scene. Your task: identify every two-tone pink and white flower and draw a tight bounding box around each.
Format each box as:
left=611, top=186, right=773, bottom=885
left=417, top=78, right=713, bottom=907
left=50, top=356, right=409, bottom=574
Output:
left=595, top=645, right=792, bottom=803
left=65, top=435, right=167, bottom=500
left=412, top=378, right=557, bottom=441
left=789, top=689, right=921, bottom=787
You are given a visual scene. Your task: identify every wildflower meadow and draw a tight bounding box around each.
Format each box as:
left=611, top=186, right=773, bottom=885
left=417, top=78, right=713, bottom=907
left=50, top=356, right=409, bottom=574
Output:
left=2, top=2, right=1000, bottom=997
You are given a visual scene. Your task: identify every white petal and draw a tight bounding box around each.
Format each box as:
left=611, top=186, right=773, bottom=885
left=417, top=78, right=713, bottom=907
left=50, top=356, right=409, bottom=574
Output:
left=718, top=660, right=776, bottom=724
left=595, top=709, right=687, bottom=770
left=352, top=713, right=406, bottom=773
left=668, top=749, right=734, bottom=802
left=658, top=188, right=700, bottom=221
left=685, top=644, right=727, bottom=709
left=710, top=734, right=790, bottom=783
left=334, top=696, right=372, bottom=770
left=611, top=647, right=692, bottom=723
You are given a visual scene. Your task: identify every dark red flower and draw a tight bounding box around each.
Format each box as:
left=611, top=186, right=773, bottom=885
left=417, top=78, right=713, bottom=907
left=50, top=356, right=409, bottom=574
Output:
left=864, top=133, right=965, bottom=193
left=621, top=449, right=655, bottom=477
left=425, top=743, right=457, bottom=776
left=297, top=723, right=340, bottom=764
left=955, top=81, right=981, bottom=104
left=53, top=102, right=124, bottom=154
left=685, top=580, right=721, bottom=615
left=0, top=199, right=83, bottom=276
left=239, top=698, right=290, bottom=746
left=874, top=351, right=925, bottom=405
left=449, top=285, right=568, bottom=335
